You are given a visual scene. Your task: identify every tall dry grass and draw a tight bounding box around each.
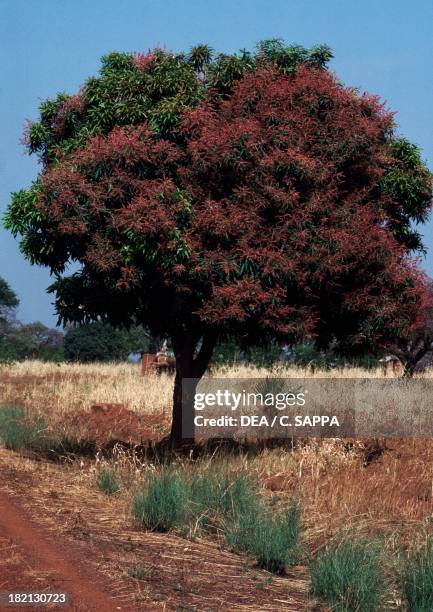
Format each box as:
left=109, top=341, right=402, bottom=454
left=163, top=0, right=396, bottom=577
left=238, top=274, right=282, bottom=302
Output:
left=0, top=360, right=173, bottom=415
left=2, top=359, right=431, bottom=417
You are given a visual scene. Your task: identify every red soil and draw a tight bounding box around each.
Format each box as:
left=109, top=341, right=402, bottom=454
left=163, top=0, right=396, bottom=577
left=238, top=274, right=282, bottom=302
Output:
left=0, top=491, right=133, bottom=612
left=66, top=404, right=171, bottom=446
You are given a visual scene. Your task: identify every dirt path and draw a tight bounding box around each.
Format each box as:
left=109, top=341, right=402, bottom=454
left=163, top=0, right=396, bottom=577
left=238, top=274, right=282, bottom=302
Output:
left=0, top=491, right=131, bottom=612
left=0, top=450, right=311, bottom=610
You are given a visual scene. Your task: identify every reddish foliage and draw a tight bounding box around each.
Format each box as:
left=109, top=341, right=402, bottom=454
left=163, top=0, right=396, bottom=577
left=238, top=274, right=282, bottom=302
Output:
left=34, top=64, right=430, bottom=352
left=51, top=94, right=85, bottom=137
left=132, top=51, right=155, bottom=72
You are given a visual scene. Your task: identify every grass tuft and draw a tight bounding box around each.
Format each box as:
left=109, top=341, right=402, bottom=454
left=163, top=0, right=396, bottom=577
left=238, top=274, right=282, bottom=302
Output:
left=225, top=507, right=258, bottom=554
left=132, top=469, right=189, bottom=532
left=402, top=540, right=433, bottom=611
left=310, top=539, right=383, bottom=612
left=96, top=467, right=121, bottom=494
left=127, top=564, right=151, bottom=580
left=0, top=405, right=47, bottom=451
left=226, top=499, right=301, bottom=574
left=190, top=471, right=260, bottom=527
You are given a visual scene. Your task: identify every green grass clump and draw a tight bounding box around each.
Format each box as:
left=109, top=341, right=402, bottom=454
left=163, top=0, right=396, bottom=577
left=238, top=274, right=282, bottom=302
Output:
left=190, top=471, right=260, bottom=526
left=220, top=473, right=261, bottom=517
left=251, top=501, right=301, bottom=573
left=0, top=405, right=46, bottom=451
left=128, top=564, right=150, bottom=580
left=131, top=466, right=301, bottom=575
left=189, top=471, right=222, bottom=517
left=96, top=467, right=120, bottom=495
left=132, top=469, right=189, bottom=532
left=310, top=539, right=382, bottom=611
left=225, top=507, right=258, bottom=553
left=402, top=541, right=433, bottom=611
left=226, top=499, right=301, bottom=574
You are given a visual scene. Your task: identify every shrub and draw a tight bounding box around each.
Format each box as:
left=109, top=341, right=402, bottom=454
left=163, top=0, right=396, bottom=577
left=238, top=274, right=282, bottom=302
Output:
left=403, top=541, right=433, bottom=611
left=0, top=405, right=47, bottom=451
left=189, top=471, right=222, bottom=527
left=96, top=467, right=120, bottom=495
left=226, top=499, right=301, bottom=574
left=310, top=539, right=382, bottom=611
left=132, top=469, right=189, bottom=532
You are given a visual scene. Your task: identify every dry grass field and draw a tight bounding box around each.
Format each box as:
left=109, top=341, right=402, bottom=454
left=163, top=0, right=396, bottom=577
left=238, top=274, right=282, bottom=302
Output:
left=1, top=360, right=433, bottom=609
left=1, top=359, right=405, bottom=414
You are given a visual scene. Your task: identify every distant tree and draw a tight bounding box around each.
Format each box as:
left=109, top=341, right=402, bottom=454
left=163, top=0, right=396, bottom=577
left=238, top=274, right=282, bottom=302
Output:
left=19, top=322, right=64, bottom=360
left=5, top=40, right=432, bottom=444
left=0, top=279, right=64, bottom=361
left=0, top=321, right=64, bottom=361
left=212, top=338, right=283, bottom=367
left=0, top=277, right=19, bottom=361
left=126, top=325, right=162, bottom=354
left=64, top=322, right=150, bottom=362
left=0, top=276, right=19, bottom=325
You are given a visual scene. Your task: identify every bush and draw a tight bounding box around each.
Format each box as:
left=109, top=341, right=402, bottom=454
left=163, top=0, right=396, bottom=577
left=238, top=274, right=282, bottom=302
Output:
left=221, top=473, right=261, bottom=517
left=226, top=500, right=301, bottom=574
left=310, top=539, right=383, bottom=611
left=132, top=469, right=189, bottom=532
left=403, top=541, right=433, bottom=611
left=96, top=467, right=120, bottom=494
left=0, top=405, right=47, bottom=451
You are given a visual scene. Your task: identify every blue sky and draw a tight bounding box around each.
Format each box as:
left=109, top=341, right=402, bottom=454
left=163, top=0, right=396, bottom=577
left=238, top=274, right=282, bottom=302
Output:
left=1, top=0, right=432, bottom=327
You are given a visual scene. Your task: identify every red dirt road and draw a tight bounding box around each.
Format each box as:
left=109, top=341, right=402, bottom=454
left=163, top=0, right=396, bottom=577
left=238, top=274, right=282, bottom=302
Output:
left=0, top=492, right=131, bottom=612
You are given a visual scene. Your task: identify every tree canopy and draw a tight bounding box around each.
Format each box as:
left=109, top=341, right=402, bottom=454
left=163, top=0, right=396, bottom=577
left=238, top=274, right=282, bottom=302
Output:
left=4, top=40, right=433, bottom=442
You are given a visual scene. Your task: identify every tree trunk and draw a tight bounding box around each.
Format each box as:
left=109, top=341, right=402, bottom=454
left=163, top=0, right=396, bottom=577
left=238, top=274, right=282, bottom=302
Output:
left=399, top=345, right=430, bottom=378
left=402, top=361, right=416, bottom=378
left=170, top=332, right=216, bottom=447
